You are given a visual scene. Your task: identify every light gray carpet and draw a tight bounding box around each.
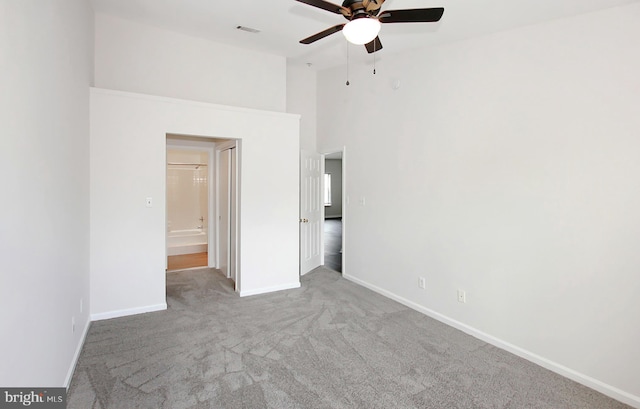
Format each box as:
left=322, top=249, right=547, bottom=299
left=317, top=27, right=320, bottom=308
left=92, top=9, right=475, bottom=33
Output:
left=68, top=267, right=630, bottom=408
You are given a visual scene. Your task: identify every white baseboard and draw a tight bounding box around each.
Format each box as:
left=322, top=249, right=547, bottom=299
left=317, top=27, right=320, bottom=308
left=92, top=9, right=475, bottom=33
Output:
left=239, top=281, right=300, bottom=297
left=343, top=273, right=640, bottom=409
left=90, top=303, right=167, bottom=322
left=64, top=318, right=91, bottom=389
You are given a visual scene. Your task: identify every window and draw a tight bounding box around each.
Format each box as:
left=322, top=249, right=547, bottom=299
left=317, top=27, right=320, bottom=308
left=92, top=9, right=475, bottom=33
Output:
left=324, top=173, right=332, bottom=206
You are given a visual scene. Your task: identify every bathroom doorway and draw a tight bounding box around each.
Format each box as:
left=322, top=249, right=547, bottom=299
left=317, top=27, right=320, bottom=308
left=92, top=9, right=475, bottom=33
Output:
left=166, top=147, right=210, bottom=271
left=165, top=135, right=240, bottom=291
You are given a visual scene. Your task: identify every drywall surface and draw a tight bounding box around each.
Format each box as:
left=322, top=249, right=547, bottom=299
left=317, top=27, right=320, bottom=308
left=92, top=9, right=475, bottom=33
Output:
left=324, top=159, right=343, bottom=218
left=95, top=13, right=286, bottom=112
left=317, top=4, right=640, bottom=406
left=0, top=0, right=93, bottom=387
left=90, top=89, right=300, bottom=318
left=286, top=63, right=317, bottom=151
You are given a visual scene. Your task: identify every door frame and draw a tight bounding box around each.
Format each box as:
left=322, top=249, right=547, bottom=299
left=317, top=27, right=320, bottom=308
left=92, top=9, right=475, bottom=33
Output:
left=216, top=140, right=240, bottom=291
left=320, top=147, right=346, bottom=275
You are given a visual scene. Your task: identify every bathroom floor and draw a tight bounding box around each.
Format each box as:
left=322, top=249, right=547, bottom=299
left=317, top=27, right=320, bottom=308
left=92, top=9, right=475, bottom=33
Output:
left=167, top=252, right=208, bottom=271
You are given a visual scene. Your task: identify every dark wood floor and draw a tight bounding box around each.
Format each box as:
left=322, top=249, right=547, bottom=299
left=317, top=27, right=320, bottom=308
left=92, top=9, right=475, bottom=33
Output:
left=324, top=218, right=342, bottom=273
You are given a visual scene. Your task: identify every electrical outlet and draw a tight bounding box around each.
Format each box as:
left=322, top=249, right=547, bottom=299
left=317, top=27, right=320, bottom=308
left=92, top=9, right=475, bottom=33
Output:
left=146, top=197, right=153, bottom=208
left=418, top=277, right=426, bottom=289
left=72, top=316, right=75, bottom=333
left=457, top=290, right=466, bottom=303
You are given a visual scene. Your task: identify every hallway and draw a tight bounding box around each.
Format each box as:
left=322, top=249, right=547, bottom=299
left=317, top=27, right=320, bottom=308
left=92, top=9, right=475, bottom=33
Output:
left=323, top=218, right=342, bottom=273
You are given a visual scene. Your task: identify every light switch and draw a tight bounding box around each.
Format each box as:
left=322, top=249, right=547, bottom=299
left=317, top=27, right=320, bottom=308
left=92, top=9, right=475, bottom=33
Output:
left=146, top=197, right=153, bottom=208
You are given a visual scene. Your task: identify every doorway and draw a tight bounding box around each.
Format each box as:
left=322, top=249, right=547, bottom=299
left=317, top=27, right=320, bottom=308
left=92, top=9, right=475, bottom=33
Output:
left=166, top=135, right=240, bottom=292
left=166, top=147, right=210, bottom=271
left=323, top=150, right=344, bottom=273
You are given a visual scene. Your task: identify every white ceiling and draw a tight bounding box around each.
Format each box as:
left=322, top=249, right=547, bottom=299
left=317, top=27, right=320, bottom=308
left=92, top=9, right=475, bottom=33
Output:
left=91, top=0, right=639, bottom=71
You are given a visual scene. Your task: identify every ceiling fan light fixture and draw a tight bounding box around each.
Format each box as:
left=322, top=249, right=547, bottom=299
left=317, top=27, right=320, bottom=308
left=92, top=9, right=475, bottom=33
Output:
left=342, top=17, right=381, bottom=45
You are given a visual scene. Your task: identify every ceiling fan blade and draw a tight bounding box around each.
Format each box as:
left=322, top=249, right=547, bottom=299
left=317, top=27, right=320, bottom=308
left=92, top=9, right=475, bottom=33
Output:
left=295, top=0, right=351, bottom=17
left=300, top=24, right=345, bottom=44
left=378, top=8, right=444, bottom=23
left=364, top=36, right=383, bottom=54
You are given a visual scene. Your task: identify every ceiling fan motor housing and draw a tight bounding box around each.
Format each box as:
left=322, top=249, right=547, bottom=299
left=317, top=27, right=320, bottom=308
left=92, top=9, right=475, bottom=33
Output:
left=341, top=0, right=382, bottom=20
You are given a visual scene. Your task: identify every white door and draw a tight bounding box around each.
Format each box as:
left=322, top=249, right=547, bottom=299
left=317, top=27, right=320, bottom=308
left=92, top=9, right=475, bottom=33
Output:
left=300, top=150, right=322, bottom=274
left=218, top=149, right=230, bottom=278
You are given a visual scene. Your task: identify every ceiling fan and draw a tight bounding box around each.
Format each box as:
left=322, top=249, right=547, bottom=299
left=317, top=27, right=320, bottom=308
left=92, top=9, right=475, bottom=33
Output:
left=296, top=0, right=444, bottom=54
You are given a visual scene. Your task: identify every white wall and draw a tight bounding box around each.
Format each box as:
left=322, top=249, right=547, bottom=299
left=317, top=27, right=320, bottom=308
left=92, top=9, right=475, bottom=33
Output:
left=325, top=159, right=343, bottom=218
left=95, top=13, right=286, bottom=112
left=286, top=63, right=317, bottom=151
left=0, top=0, right=93, bottom=387
left=317, top=4, right=640, bottom=407
left=90, top=89, right=300, bottom=317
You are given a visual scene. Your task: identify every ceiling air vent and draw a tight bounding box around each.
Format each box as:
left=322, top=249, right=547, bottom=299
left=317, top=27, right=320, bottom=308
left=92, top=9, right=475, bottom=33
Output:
left=236, top=26, right=261, bottom=34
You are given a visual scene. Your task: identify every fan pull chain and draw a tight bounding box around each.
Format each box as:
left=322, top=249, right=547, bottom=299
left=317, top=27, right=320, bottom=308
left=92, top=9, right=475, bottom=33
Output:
left=373, top=47, right=376, bottom=75
left=346, top=41, right=350, bottom=86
